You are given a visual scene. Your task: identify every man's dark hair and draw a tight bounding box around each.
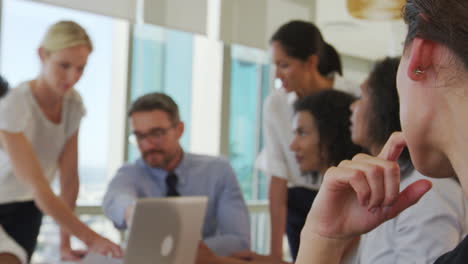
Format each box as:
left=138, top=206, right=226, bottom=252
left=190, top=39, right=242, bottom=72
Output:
left=294, top=90, right=362, bottom=167
left=128, top=92, right=180, bottom=123
left=0, top=75, right=9, bottom=98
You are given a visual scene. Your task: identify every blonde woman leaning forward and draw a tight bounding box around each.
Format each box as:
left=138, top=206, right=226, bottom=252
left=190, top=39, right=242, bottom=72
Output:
left=295, top=0, right=468, bottom=263
left=0, top=21, right=122, bottom=262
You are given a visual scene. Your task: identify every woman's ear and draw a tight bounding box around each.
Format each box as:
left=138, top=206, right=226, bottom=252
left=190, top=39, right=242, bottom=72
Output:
left=407, top=38, right=435, bottom=81
left=175, top=121, right=185, bottom=140
left=306, top=54, right=319, bottom=73
left=38, top=47, right=49, bottom=63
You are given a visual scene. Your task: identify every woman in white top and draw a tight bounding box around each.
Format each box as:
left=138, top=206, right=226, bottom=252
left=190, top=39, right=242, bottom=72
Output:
left=255, top=20, right=350, bottom=261
left=0, top=21, right=122, bottom=261
left=294, top=0, right=468, bottom=263
left=346, top=57, right=468, bottom=263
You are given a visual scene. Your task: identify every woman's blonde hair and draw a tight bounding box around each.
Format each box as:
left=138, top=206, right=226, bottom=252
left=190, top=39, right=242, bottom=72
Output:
left=40, top=21, right=93, bottom=53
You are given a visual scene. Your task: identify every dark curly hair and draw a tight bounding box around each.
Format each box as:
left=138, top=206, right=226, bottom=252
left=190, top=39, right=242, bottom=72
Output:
left=294, top=90, right=362, bottom=167
left=365, top=57, right=411, bottom=164
left=366, top=57, right=401, bottom=146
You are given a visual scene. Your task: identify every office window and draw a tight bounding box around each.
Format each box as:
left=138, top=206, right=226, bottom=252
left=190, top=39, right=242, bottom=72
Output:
left=127, top=24, right=193, bottom=161
left=228, top=45, right=271, bottom=201
left=227, top=45, right=271, bottom=255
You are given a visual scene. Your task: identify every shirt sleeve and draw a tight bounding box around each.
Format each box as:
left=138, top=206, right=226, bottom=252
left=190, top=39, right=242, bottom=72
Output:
left=64, top=90, right=86, bottom=140
left=366, top=178, right=465, bottom=264
left=391, top=181, right=464, bottom=264
left=102, top=165, right=139, bottom=230
left=204, top=158, right=250, bottom=256
left=255, top=94, right=289, bottom=179
left=0, top=90, right=31, bottom=133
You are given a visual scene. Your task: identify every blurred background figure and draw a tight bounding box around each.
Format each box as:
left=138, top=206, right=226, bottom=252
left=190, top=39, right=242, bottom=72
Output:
left=256, top=20, right=353, bottom=261
left=345, top=57, right=468, bottom=264
left=0, top=21, right=122, bottom=262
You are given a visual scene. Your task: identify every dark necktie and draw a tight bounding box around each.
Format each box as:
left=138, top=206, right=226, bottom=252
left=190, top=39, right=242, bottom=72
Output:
left=166, top=171, right=180, bottom=197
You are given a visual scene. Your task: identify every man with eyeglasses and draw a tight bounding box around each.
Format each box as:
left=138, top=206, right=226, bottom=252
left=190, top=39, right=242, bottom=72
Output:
left=102, top=92, right=250, bottom=257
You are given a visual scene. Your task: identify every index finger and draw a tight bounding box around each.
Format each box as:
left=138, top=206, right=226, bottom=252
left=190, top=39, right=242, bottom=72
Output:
left=112, top=244, right=123, bottom=258
left=378, top=132, right=407, bottom=162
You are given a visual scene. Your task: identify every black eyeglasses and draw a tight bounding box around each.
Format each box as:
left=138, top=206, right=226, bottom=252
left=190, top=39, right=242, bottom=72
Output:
left=131, top=125, right=176, bottom=143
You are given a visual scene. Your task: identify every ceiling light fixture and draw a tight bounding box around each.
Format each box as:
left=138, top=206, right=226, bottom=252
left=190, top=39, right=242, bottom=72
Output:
left=347, top=0, right=405, bottom=20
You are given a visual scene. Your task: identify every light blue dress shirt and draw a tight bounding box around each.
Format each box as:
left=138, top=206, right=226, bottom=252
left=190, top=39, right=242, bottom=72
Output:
left=102, top=153, right=250, bottom=256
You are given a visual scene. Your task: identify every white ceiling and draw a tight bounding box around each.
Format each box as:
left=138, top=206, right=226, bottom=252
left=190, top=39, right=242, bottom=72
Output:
left=26, top=0, right=136, bottom=21
left=316, top=0, right=408, bottom=61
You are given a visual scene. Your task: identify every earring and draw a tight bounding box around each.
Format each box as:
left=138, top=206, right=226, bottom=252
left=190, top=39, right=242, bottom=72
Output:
left=414, top=68, right=425, bottom=75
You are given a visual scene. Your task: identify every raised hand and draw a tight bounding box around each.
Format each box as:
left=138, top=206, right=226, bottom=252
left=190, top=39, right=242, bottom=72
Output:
left=297, top=133, right=432, bottom=263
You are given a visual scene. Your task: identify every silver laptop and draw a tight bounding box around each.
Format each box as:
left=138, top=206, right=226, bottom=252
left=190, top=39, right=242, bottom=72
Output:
left=82, top=196, right=208, bottom=264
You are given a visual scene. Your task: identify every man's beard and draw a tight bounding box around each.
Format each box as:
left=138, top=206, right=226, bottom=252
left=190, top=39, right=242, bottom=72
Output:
left=143, top=149, right=170, bottom=168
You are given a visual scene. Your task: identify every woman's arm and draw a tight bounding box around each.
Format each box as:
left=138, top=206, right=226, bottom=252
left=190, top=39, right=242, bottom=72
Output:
left=0, top=131, right=122, bottom=257
left=0, top=254, right=22, bottom=264
left=269, top=176, right=288, bottom=259
left=57, top=131, right=87, bottom=260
